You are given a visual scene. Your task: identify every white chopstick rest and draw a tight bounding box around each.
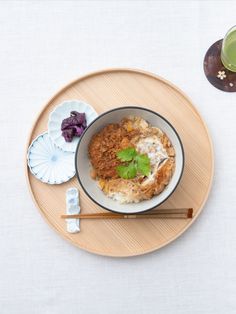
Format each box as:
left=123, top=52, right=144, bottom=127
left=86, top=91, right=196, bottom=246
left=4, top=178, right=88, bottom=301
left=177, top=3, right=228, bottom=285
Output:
left=66, top=188, right=80, bottom=233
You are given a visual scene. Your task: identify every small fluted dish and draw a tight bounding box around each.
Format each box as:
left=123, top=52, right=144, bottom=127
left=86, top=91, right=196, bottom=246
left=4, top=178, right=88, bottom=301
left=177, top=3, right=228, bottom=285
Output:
left=27, top=132, right=75, bottom=184
left=48, top=100, right=98, bottom=152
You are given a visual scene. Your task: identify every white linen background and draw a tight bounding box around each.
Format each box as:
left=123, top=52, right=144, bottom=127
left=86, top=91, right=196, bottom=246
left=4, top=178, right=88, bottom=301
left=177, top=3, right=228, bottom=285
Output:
left=0, top=1, right=236, bottom=313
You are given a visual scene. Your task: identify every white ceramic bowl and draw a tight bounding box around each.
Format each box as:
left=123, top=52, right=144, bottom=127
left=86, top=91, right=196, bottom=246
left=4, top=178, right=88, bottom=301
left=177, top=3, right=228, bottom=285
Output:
left=27, top=132, right=75, bottom=184
left=48, top=100, right=98, bottom=152
left=75, top=107, right=184, bottom=214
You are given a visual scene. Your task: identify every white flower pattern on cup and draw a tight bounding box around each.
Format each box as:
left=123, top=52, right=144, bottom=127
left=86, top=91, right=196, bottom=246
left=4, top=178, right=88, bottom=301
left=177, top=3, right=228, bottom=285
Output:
left=217, top=71, right=226, bottom=80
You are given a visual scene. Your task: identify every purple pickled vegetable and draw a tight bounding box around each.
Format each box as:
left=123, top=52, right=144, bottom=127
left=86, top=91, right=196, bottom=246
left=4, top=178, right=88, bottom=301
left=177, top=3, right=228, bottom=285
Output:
left=82, top=120, right=87, bottom=128
left=71, top=111, right=85, bottom=125
left=62, top=128, right=75, bottom=142
left=72, top=126, right=84, bottom=136
left=61, top=111, right=87, bottom=142
left=61, top=112, right=85, bottom=130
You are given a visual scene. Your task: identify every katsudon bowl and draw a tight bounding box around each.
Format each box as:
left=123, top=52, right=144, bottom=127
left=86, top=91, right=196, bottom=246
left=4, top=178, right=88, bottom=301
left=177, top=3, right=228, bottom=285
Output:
left=75, top=106, right=184, bottom=214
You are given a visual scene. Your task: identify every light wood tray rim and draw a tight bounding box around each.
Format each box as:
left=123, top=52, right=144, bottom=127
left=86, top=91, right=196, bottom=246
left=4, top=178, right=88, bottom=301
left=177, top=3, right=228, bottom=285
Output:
left=25, top=67, right=214, bottom=257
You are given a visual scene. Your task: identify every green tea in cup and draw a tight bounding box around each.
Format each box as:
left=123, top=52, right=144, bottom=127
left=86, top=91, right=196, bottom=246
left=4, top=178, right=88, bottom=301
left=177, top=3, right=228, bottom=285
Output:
left=221, top=26, right=236, bottom=72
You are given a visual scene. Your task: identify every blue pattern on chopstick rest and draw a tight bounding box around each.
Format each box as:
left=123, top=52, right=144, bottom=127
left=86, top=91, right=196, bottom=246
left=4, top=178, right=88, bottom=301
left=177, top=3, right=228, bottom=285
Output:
left=66, top=188, right=80, bottom=233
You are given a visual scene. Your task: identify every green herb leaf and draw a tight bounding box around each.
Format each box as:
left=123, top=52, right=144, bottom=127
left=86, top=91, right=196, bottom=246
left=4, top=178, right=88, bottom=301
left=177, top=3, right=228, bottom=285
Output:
left=135, top=154, right=151, bottom=176
left=116, top=148, right=151, bottom=179
left=116, top=147, right=137, bottom=162
left=116, top=163, right=137, bottom=179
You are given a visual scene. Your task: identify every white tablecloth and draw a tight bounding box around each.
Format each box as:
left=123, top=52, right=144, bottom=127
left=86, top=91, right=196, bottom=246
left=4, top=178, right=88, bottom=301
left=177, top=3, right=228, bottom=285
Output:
left=0, top=1, right=236, bottom=313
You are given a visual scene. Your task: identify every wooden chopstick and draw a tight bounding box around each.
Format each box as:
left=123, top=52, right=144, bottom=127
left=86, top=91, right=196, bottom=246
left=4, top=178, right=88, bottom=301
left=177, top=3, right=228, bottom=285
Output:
left=61, top=208, right=193, bottom=219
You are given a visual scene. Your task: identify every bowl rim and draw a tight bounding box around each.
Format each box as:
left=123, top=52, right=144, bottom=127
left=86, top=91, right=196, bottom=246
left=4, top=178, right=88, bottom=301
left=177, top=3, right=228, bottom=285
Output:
left=75, top=106, right=185, bottom=214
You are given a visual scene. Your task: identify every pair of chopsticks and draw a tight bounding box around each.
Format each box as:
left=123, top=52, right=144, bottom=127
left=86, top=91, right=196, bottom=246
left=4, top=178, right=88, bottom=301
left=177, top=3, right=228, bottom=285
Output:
left=61, top=208, right=193, bottom=220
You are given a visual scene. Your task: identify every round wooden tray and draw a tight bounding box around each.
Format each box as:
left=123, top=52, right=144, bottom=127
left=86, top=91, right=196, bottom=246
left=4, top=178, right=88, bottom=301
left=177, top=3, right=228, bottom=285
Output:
left=26, top=68, right=214, bottom=257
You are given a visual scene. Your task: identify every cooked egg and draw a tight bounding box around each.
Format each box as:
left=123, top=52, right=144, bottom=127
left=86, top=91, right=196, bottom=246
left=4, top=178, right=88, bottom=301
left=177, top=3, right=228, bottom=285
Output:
left=136, top=135, right=168, bottom=167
